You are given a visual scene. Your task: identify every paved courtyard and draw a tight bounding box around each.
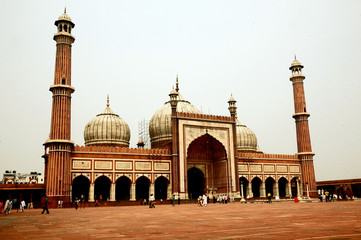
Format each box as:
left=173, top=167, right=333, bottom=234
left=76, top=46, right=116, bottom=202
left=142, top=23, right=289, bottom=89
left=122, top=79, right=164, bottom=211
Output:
left=1, top=201, right=361, bottom=239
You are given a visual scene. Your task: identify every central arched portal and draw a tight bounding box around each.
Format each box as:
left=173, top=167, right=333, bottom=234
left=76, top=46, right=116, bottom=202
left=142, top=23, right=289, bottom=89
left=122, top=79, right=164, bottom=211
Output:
left=187, top=133, right=228, bottom=198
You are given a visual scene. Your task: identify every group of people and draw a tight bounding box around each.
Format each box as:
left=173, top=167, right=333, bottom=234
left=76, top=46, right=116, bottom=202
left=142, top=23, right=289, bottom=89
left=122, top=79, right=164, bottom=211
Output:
left=318, top=189, right=336, bottom=202
left=0, top=198, right=27, bottom=215
left=197, top=194, right=208, bottom=207
left=195, top=193, right=236, bottom=206
left=216, top=194, right=233, bottom=204
left=74, top=195, right=86, bottom=210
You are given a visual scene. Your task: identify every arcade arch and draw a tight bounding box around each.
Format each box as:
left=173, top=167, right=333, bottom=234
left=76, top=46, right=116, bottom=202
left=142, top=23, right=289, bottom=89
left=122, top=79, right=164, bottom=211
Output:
left=155, top=176, right=168, bottom=200
left=94, top=175, right=111, bottom=201
left=72, top=175, right=90, bottom=201
left=291, top=177, right=298, bottom=197
left=265, top=177, right=275, bottom=197
left=136, top=176, right=150, bottom=200
left=116, top=176, right=131, bottom=201
left=252, top=177, right=261, bottom=198
left=278, top=177, right=287, bottom=198
left=239, top=177, right=248, bottom=199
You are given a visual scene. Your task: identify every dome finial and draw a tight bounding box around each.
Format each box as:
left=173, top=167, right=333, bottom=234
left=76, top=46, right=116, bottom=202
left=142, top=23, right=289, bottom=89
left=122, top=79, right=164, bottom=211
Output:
left=64, top=7, right=66, bottom=14
left=294, top=54, right=297, bottom=60
left=107, top=94, right=110, bottom=107
left=175, top=74, right=179, bottom=92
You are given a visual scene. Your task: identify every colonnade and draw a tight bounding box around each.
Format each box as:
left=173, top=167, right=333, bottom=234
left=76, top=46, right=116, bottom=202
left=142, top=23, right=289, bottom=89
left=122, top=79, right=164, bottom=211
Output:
left=239, top=177, right=302, bottom=199
left=73, top=176, right=170, bottom=202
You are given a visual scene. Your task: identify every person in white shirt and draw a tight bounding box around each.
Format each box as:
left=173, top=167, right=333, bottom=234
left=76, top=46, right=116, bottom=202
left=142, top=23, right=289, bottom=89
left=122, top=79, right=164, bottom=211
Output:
left=202, top=194, right=207, bottom=207
left=20, top=200, right=26, bottom=212
left=149, top=194, right=155, bottom=208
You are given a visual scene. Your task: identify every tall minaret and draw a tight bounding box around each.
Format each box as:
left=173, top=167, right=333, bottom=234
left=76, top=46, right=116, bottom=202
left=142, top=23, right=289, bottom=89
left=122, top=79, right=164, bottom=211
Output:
left=289, top=58, right=317, bottom=198
left=169, top=86, right=179, bottom=198
left=44, top=9, right=75, bottom=205
left=228, top=94, right=240, bottom=196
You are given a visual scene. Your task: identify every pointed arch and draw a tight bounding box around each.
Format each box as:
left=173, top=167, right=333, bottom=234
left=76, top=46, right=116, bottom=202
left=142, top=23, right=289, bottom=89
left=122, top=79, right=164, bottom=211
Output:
left=187, top=133, right=227, bottom=160
left=278, top=177, right=288, bottom=198
left=72, top=175, right=90, bottom=201
left=265, top=177, right=275, bottom=197
left=154, top=176, right=168, bottom=200
left=187, top=133, right=228, bottom=195
left=94, top=175, right=111, bottom=201
left=251, top=177, right=262, bottom=198
left=239, top=177, right=249, bottom=198
left=136, top=176, right=150, bottom=200
left=115, top=176, right=131, bottom=200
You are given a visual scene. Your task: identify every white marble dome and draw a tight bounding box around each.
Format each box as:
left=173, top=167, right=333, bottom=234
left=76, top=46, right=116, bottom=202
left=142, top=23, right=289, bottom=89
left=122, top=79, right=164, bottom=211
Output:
left=84, top=104, right=130, bottom=147
left=149, top=92, right=201, bottom=146
left=236, top=119, right=258, bottom=151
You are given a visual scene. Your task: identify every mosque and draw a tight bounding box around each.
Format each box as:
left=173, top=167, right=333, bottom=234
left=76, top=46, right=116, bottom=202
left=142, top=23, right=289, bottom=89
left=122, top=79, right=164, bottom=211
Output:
left=42, top=11, right=317, bottom=206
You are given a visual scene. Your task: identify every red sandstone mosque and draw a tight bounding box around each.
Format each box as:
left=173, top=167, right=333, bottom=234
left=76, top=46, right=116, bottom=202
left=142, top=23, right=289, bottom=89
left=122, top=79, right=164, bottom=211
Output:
left=42, top=11, right=317, bottom=206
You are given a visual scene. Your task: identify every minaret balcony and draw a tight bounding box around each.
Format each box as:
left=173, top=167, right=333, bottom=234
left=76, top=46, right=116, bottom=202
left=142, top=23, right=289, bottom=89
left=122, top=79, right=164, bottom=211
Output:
left=50, top=84, right=75, bottom=95
left=292, top=112, right=310, bottom=120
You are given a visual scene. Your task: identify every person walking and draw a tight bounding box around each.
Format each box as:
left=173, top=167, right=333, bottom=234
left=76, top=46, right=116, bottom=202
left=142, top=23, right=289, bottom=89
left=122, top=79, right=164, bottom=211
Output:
left=267, top=192, right=272, bottom=203
left=202, top=194, right=208, bottom=207
left=198, top=196, right=202, bottom=206
left=20, top=200, right=26, bottom=212
left=8, top=199, right=13, bottom=213
left=172, top=195, right=176, bottom=206
left=149, top=194, right=155, bottom=208
left=4, top=198, right=10, bottom=215
left=41, top=196, right=49, bottom=214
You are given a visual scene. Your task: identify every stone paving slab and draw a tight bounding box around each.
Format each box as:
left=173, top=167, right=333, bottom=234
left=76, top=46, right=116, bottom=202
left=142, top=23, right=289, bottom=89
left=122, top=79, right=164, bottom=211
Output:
left=0, top=201, right=361, bottom=239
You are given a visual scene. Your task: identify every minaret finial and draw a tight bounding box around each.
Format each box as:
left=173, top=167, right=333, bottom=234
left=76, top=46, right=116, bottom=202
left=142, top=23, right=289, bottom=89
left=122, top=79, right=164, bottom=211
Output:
left=294, top=54, right=297, bottom=60
left=64, top=7, right=67, bottom=14
left=107, top=94, right=110, bottom=107
left=175, top=74, right=179, bottom=92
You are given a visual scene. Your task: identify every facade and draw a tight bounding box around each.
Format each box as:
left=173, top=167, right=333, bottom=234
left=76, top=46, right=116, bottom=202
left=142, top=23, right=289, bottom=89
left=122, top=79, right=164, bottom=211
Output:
left=42, top=11, right=317, bottom=207
left=2, top=171, right=44, bottom=184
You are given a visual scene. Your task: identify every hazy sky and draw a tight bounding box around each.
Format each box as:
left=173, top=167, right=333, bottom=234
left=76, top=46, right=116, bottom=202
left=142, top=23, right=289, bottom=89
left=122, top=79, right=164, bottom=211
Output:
left=0, top=1, right=360, bottom=181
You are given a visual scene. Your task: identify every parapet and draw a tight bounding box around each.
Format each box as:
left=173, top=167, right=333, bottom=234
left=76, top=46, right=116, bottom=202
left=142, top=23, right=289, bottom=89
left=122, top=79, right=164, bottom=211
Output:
left=72, top=145, right=171, bottom=155
left=237, top=152, right=298, bottom=161
left=177, top=112, right=234, bottom=122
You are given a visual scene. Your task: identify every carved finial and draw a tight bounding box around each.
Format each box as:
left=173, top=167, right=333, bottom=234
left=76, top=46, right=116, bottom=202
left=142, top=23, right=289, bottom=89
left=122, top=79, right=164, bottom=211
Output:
left=107, top=94, right=110, bottom=107
left=175, top=74, right=179, bottom=92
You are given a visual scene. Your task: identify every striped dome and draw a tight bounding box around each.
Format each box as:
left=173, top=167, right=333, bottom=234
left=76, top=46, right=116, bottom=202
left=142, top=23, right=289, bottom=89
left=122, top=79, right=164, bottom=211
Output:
left=236, top=119, right=258, bottom=152
left=84, top=105, right=130, bottom=147
left=149, top=93, right=201, bottom=145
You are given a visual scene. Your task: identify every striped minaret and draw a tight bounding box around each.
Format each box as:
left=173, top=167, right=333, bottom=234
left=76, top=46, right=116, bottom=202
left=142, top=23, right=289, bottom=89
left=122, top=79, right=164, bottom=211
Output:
left=289, top=58, right=317, bottom=198
left=44, top=9, right=75, bottom=205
